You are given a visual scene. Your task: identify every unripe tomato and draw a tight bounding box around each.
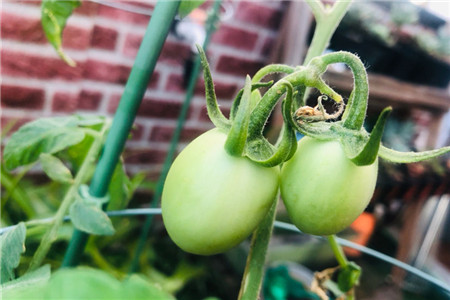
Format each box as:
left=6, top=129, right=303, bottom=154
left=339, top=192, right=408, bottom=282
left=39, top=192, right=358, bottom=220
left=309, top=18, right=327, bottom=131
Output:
left=280, top=136, right=378, bottom=236
left=162, top=128, right=279, bottom=255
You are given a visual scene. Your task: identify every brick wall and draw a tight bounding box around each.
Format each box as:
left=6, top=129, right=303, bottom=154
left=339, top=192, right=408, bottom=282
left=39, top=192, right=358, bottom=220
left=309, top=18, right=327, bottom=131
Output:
left=1, top=0, right=285, bottom=176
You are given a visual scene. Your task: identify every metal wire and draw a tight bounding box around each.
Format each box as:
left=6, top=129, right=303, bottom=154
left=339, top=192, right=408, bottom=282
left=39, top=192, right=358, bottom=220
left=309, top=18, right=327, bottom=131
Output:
left=2, top=207, right=449, bottom=294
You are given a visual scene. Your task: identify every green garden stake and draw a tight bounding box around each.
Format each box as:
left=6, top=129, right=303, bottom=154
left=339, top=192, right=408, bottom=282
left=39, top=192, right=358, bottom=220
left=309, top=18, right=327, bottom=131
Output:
left=129, top=0, right=222, bottom=273
left=62, top=0, right=181, bottom=267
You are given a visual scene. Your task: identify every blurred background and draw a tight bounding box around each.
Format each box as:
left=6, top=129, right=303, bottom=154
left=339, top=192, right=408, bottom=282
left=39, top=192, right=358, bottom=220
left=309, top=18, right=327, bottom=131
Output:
left=1, top=0, right=449, bottom=299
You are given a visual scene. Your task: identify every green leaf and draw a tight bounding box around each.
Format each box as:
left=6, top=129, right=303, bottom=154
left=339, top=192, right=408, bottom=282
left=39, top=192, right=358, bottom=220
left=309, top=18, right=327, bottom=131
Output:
left=41, top=0, right=81, bottom=66
left=69, top=186, right=115, bottom=235
left=3, top=117, right=86, bottom=170
left=123, top=275, right=175, bottom=300
left=225, top=75, right=252, bottom=156
left=178, top=0, right=206, bottom=18
left=350, top=107, right=392, bottom=166
left=45, top=267, right=121, bottom=299
left=379, top=144, right=450, bottom=163
left=1, top=264, right=51, bottom=292
left=6, top=267, right=175, bottom=299
left=39, top=153, right=73, bottom=184
left=0, top=223, right=26, bottom=284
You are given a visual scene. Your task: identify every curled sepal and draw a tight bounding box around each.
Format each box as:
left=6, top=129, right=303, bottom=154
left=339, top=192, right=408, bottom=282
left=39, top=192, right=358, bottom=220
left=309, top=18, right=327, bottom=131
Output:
left=230, top=81, right=274, bottom=121
left=378, top=144, right=450, bottom=163
left=225, top=76, right=252, bottom=157
left=197, top=45, right=231, bottom=131
left=350, top=107, right=392, bottom=166
left=245, top=81, right=297, bottom=167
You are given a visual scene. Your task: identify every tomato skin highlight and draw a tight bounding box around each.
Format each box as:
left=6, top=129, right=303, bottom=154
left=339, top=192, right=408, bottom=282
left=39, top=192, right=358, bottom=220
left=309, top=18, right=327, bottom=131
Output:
left=162, top=128, right=279, bottom=255
left=280, top=136, right=378, bottom=236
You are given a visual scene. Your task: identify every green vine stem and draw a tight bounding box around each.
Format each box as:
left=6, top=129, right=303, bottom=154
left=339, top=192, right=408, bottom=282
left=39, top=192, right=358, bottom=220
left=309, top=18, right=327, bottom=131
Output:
left=27, top=122, right=109, bottom=272
left=328, top=235, right=348, bottom=268
left=236, top=1, right=355, bottom=298
left=303, top=0, right=353, bottom=65
left=238, top=197, right=278, bottom=300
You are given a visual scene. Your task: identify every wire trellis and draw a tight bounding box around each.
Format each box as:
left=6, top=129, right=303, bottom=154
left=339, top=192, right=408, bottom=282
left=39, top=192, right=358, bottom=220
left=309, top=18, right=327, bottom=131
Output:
left=1, top=207, right=449, bottom=294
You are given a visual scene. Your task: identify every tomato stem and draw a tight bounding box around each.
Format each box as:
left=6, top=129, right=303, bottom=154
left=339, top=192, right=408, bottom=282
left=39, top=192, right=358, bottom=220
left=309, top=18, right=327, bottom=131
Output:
left=238, top=196, right=278, bottom=299
left=328, top=235, right=349, bottom=268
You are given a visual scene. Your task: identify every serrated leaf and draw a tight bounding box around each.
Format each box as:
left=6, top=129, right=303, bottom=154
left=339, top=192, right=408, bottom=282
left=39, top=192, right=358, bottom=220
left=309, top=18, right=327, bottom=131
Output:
left=41, top=0, right=81, bottom=66
left=178, top=0, right=206, bottom=18
left=4, top=117, right=86, bottom=170
left=0, top=223, right=26, bottom=284
left=69, top=193, right=115, bottom=236
left=39, top=153, right=73, bottom=184
left=1, top=264, right=51, bottom=292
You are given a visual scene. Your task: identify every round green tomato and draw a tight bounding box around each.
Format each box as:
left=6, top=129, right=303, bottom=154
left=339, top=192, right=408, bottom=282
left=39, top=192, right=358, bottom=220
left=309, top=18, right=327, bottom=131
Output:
left=162, top=128, right=279, bottom=255
left=280, top=136, right=378, bottom=236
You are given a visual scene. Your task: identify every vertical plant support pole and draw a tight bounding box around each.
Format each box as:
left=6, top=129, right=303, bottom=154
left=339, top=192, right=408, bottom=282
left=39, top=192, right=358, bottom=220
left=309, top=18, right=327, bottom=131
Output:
left=128, top=0, right=222, bottom=274
left=62, top=0, right=181, bottom=267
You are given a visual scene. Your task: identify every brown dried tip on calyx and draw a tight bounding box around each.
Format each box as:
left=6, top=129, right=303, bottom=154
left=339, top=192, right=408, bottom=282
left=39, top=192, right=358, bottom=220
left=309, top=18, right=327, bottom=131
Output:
left=294, top=95, right=345, bottom=123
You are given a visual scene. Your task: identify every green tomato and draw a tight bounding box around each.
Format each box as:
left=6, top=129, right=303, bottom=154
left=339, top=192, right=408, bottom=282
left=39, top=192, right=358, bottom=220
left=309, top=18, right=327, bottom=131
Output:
left=280, top=136, right=378, bottom=236
left=162, top=128, right=279, bottom=255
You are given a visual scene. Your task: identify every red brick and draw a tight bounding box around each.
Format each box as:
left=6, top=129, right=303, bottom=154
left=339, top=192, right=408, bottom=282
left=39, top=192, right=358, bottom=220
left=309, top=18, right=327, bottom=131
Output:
left=62, top=26, right=91, bottom=50
left=166, top=73, right=238, bottom=99
left=97, top=5, right=150, bottom=25
left=91, top=25, right=118, bottom=50
left=212, top=25, right=259, bottom=50
left=77, top=90, right=102, bottom=110
left=123, top=35, right=191, bottom=64
left=1, top=13, right=46, bottom=44
left=84, top=59, right=131, bottom=84
left=124, top=148, right=167, bottom=165
left=149, top=125, right=207, bottom=143
left=2, top=50, right=83, bottom=80
left=235, top=2, right=283, bottom=30
left=261, top=36, right=276, bottom=57
left=75, top=1, right=99, bottom=16
left=130, top=122, right=145, bottom=141
left=108, top=95, right=186, bottom=119
left=1, top=85, right=45, bottom=109
left=216, top=55, right=264, bottom=77
left=52, top=92, right=78, bottom=112
left=120, top=1, right=155, bottom=10
left=122, top=33, right=142, bottom=57
left=159, top=41, right=191, bottom=65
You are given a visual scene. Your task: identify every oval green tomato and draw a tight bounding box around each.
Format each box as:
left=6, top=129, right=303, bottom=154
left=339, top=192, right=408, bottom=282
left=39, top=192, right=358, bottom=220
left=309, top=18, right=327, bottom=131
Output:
left=162, top=128, right=279, bottom=255
left=280, top=136, right=378, bottom=236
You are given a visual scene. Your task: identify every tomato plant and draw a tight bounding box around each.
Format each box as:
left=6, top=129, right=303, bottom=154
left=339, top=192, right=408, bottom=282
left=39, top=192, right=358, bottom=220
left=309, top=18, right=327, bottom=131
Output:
left=280, top=137, right=378, bottom=236
left=2, top=0, right=450, bottom=300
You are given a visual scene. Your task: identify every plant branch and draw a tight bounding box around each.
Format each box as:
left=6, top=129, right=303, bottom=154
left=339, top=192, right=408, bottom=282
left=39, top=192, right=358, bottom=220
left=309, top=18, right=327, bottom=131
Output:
left=27, top=122, right=109, bottom=272
left=238, top=196, right=278, bottom=300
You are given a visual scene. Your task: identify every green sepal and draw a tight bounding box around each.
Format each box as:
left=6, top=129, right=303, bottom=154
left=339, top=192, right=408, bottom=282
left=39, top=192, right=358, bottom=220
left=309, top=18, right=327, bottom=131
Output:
left=225, top=76, right=252, bottom=157
left=197, top=45, right=231, bottom=131
left=178, top=0, right=206, bottom=18
left=350, top=107, right=391, bottom=166
left=337, top=262, right=361, bottom=292
left=379, top=145, right=450, bottom=163
left=245, top=81, right=297, bottom=167
left=230, top=81, right=273, bottom=121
